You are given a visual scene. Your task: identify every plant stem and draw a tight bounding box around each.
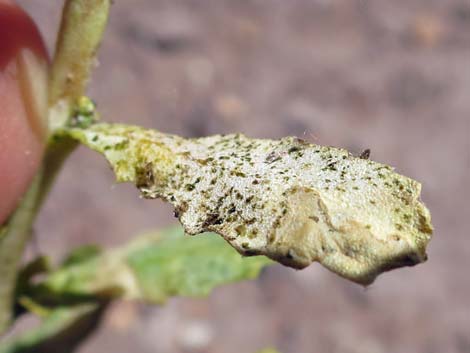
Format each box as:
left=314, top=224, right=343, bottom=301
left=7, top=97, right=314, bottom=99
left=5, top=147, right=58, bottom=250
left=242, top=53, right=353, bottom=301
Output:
left=0, top=175, right=42, bottom=331
left=49, top=0, right=111, bottom=130
left=0, top=0, right=111, bottom=333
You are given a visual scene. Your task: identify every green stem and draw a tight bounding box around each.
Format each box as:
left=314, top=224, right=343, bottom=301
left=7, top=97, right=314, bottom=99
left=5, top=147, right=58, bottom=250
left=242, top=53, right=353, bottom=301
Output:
left=0, top=0, right=110, bottom=333
left=49, top=0, right=111, bottom=130
left=0, top=175, right=42, bottom=331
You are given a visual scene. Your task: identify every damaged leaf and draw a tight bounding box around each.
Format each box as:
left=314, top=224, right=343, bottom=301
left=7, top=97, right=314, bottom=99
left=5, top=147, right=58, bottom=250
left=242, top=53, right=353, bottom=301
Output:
left=36, top=226, right=271, bottom=303
left=58, top=123, right=433, bottom=285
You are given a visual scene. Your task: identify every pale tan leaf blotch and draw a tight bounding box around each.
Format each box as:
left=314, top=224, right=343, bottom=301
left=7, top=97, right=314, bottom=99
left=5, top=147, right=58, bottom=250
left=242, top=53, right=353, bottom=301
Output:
left=61, top=123, right=433, bottom=285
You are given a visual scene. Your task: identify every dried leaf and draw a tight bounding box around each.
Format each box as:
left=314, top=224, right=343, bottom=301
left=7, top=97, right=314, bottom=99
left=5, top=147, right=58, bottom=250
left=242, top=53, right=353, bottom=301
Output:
left=58, top=123, right=433, bottom=285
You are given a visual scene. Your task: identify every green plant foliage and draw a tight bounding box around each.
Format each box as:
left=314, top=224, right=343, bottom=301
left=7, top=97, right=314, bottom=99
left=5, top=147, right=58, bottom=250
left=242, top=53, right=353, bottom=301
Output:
left=35, top=226, right=272, bottom=304
left=60, top=245, right=101, bottom=268
left=2, top=227, right=271, bottom=352
left=0, top=304, right=103, bottom=353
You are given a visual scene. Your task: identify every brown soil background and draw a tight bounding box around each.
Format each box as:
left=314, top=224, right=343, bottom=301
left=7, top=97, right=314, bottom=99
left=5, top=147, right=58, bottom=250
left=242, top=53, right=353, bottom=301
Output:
left=17, top=1, right=470, bottom=352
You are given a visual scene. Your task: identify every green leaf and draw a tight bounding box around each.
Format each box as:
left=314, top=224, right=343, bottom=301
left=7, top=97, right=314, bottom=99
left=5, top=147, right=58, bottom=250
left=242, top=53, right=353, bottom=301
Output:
left=60, top=245, right=101, bottom=268
left=0, top=304, right=103, bottom=353
left=58, top=123, right=433, bottom=285
left=36, top=226, right=272, bottom=304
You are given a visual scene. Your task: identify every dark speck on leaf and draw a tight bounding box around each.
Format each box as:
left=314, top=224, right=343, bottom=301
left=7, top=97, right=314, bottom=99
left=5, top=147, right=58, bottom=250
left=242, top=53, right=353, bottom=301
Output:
left=360, top=149, right=371, bottom=160
left=265, top=151, right=281, bottom=164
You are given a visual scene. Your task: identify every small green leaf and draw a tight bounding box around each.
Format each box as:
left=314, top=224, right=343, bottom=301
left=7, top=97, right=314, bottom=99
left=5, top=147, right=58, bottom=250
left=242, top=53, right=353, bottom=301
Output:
left=36, top=226, right=272, bottom=304
left=126, top=228, right=271, bottom=302
left=60, top=245, right=101, bottom=268
left=0, top=304, right=103, bottom=353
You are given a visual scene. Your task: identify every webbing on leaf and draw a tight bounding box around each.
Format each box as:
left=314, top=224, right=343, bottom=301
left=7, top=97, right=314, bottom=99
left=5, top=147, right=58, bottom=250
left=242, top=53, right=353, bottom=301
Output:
left=59, top=123, right=433, bottom=285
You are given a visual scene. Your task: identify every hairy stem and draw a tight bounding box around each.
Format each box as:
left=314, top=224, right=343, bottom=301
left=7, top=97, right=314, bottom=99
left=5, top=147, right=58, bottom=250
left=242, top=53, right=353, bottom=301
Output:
left=49, top=0, right=110, bottom=130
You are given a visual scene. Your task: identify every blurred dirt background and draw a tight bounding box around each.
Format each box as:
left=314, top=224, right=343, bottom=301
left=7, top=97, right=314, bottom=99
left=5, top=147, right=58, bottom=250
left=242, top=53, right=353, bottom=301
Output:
left=16, top=0, right=470, bottom=352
